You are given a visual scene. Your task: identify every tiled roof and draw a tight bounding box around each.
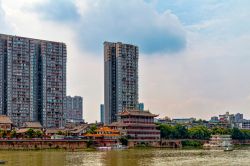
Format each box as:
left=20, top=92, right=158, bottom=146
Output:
left=96, top=127, right=119, bottom=133
left=23, top=122, right=42, bottom=128
left=69, top=125, right=89, bottom=134
left=117, top=110, right=158, bottom=117
left=45, top=128, right=65, bottom=134
left=109, top=122, right=157, bottom=127
left=16, top=128, right=42, bottom=134
left=0, top=115, right=12, bottom=124
left=84, top=133, right=120, bottom=137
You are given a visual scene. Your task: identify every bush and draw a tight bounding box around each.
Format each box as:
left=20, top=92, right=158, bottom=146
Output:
left=182, top=140, right=202, bottom=147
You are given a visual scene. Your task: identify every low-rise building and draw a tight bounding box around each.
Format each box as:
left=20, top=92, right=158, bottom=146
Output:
left=67, top=124, right=89, bottom=136
left=236, top=120, right=250, bottom=129
left=85, top=127, right=120, bottom=147
left=22, top=122, right=43, bottom=129
left=0, top=115, right=12, bottom=131
left=219, top=112, right=235, bottom=123
left=155, top=116, right=171, bottom=124
left=210, top=116, right=219, bottom=123
left=235, top=113, right=244, bottom=122
left=172, top=118, right=196, bottom=124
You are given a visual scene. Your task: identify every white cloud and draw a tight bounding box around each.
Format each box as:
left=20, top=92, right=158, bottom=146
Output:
left=1, top=0, right=250, bottom=122
left=0, top=0, right=12, bottom=33
left=32, top=0, right=187, bottom=54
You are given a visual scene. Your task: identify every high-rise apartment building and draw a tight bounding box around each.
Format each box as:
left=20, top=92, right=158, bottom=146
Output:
left=65, top=96, right=83, bottom=122
left=0, top=34, right=66, bottom=127
left=104, top=42, right=138, bottom=124
left=100, top=104, right=104, bottom=123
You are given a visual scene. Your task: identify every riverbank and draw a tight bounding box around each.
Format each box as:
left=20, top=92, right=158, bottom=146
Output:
left=0, top=139, right=250, bottom=150
left=0, top=139, right=87, bottom=150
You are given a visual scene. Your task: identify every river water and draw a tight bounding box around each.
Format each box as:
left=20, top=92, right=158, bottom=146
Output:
left=0, top=147, right=249, bottom=166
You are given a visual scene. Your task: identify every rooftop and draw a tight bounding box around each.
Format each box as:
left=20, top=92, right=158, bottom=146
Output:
left=0, top=115, right=12, bottom=124
left=117, top=110, right=158, bottom=117
left=96, top=127, right=119, bottom=133
left=22, top=122, right=42, bottom=128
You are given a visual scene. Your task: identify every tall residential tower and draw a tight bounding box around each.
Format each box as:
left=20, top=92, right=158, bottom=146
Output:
left=0, top=34, right=66, bottom=127
left=104, top=42, right=138, bottom=124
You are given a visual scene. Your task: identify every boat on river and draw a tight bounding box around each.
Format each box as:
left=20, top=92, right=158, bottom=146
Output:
left=111, top=144, right=127, bottom=150
left=0, top=160, right=7, bottom=164
left=96, top=144, right=127, bottom=150
left=96, top=146, right=112, bottom=150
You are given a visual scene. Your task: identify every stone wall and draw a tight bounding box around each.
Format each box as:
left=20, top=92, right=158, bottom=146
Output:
left=232, top=139, right=250, bottom=145
left=0, top=140, right=87, bottom=150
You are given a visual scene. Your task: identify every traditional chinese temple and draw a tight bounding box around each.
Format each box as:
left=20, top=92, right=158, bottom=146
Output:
left=109, top=109, right=160, bottom=147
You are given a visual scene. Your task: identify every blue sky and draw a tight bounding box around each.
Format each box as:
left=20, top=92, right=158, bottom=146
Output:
left=1, top=0, right=250, bottom=122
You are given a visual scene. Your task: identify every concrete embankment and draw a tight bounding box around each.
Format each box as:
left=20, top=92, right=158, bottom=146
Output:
left=160, top=139, right=208, bottom=148
left=232, top=140, right=250, bottom=145
left=0, top=140, right=87, bottom=150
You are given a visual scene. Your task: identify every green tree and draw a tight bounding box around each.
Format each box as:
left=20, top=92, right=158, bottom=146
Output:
left=211, top=127, right=231, bottom=135
left=231, top=128, right=244, bottom=140
left=241, top=130, right=250, bottom=139
left=10, top=130, right=17, bottom=138
left=26, top=128, right=35, bottom=138
left=188, top=126, right=211, bottom=140
left=157, top=124, right=188, bottom=139
left=156, top=124, right=174, bottom=139
left=1, top=130, right=7, bottom=138
left=0, top=129, right=7, bottom=138
left=35, top=130, right=43, bottom=138
left=57, top=131, right=65, bottom=135
left=174, top=124, right=188, bottom=139
left=86, top=125, right=97, bottom=134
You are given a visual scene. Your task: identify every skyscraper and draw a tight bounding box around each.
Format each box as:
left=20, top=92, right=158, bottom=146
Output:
left=65, top=96, right=83, bottom=122
left=104, top=42, right=138, bottom=124
left=0, top=34, right=66, bottom=127
left=100, top=104, right=104, bottom=123
left=137, top=103, right=144, bottom=111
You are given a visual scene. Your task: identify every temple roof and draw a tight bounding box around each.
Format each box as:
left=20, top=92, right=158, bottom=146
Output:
left=22, top=122, right=42, bottom=128
left=0, top=115, right=12, bottom=124
left=96, top=127, right=119, bottom=133
left=109, top=122, right=157, bottom=127
left=117, top=110, right=158, bottom=117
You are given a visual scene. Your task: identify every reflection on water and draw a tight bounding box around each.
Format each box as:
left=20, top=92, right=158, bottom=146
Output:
left=0, top=150, right=66, bottom=166
left=1, top=147, right=250, bottom=166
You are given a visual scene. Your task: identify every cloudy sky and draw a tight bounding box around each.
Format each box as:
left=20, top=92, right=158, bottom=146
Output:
left=1, top=0, right=250, bottom=122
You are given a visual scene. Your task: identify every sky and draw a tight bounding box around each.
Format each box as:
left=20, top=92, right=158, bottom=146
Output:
left=1, top=0, right=250, bottom=122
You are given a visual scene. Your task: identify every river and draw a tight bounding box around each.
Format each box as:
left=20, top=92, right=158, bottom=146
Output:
left=0, top=147, right=249, bottom=166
